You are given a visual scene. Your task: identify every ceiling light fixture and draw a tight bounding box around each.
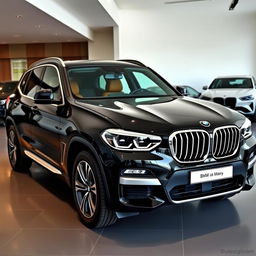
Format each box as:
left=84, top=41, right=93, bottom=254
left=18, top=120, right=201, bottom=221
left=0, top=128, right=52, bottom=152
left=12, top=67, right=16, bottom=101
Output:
left=165, top=0, right=209, bottom=5
left=229, top=0, right=239, bottom=10
left=16, top=14, right=23, bottom=19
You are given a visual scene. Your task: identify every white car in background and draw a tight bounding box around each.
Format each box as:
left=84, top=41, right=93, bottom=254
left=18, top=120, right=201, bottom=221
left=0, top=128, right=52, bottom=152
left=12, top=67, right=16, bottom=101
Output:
left=200, top=75, right=256, bottom=119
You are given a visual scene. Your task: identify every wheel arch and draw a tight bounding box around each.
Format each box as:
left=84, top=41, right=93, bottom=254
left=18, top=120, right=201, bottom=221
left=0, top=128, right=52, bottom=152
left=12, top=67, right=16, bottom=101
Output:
left=65, top=136, right=112, bottom=203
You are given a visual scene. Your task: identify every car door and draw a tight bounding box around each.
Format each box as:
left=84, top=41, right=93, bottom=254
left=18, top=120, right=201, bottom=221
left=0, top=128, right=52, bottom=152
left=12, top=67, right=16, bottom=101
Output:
left=29, top=65, right=64, bottom=168
left=13, top=67, right=44, bottom=150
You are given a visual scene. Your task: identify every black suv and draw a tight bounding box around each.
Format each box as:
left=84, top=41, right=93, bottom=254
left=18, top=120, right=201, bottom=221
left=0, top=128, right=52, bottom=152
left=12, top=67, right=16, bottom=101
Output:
left=5, top=57, right=256, bottom=228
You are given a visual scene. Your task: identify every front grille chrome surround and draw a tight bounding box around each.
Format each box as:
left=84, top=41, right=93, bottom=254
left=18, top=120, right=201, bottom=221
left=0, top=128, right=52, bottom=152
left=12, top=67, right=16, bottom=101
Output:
left=212, top=125, right=240, bottom=160
left=169, top=129, right=210, bottom=164
left=169, top=125, right=240, bottom=164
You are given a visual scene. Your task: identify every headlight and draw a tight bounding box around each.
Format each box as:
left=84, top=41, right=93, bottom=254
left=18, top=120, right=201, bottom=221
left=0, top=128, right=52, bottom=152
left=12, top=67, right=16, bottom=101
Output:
left=239, top=95, right=254, bottom=101
left=101, top=129, right=162, bottom=151
left=241, top=118, right=252, bottom=139
left=0, top=99, right=6, bottom=105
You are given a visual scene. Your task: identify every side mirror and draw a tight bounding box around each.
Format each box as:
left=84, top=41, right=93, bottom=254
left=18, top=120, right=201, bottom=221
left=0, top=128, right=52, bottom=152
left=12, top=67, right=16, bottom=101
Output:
left=202, top=86, right=208, bottom=90
left=34, top=89, right=55, bottom=104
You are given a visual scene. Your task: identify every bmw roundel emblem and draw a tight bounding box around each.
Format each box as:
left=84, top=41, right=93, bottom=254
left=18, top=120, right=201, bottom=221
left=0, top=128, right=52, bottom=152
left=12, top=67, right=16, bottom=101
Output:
left=200, top=121, right=211, bottom=127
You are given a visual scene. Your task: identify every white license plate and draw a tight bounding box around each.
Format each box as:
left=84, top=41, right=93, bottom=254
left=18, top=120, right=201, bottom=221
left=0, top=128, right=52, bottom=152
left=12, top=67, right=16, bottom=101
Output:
left=190, top=166, right=233, bottom=184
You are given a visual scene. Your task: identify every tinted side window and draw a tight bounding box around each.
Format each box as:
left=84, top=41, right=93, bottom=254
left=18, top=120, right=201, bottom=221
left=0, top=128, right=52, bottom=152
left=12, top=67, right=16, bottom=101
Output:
left=23, top=67, right=44, bottom=98
left=20, top=72, right=31, bottom=94
left=187, top=87, right=200, bottom=97
left=41, top=66, right=61, bottom=101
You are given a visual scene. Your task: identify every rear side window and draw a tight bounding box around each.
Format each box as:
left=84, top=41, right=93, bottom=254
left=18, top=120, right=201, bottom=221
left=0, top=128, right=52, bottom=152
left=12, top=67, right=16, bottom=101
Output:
left=23, top=67, right=44, bottom=98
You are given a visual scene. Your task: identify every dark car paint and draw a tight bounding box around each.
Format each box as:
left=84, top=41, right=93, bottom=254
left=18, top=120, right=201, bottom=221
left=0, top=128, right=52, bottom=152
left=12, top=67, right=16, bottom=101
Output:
left=5, top=58, right=256, bottom=212
left=0, top=81, right=18, bottom=118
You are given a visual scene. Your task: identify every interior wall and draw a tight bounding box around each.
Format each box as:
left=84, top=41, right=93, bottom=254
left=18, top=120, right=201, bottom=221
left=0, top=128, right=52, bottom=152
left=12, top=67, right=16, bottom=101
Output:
left=0, top=42, right=88, bottom=81
left=118, top=4, right=256, bottom=90
left=88, top=28, right=114, bottom=60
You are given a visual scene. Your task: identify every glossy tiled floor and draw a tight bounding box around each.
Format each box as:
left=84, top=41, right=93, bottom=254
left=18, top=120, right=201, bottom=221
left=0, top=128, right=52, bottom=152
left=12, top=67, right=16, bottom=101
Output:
left=1, top=125, right=256, bottom=256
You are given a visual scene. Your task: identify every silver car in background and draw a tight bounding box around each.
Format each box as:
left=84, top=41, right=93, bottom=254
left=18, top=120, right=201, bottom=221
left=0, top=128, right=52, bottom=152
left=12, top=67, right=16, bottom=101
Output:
left=200, top=76, right=256, bottom=119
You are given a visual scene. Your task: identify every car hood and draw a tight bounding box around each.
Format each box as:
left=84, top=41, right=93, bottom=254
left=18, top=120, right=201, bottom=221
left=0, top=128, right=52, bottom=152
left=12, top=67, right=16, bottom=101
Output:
left=202, top=88, right=255, bottom=98
left=76, top=96, right=245, bottom=135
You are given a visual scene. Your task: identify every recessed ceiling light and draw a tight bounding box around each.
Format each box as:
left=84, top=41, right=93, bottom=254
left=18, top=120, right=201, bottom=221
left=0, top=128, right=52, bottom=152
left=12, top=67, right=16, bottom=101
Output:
left=35, top=25, right=42, bottom=29
left=16, top=14, right=23, bottom=19
left=54, top=32, right=61, bottom=36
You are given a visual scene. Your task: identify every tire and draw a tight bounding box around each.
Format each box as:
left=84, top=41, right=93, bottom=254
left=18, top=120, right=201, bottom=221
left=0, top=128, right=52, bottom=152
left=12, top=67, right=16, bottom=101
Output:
left=7, top=125, right=32, bottom=172
left=72, top=151, right=117, bottom=228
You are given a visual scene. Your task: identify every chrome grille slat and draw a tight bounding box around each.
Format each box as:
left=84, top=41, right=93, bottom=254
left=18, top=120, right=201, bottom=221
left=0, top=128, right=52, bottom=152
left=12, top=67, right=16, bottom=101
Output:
left=194, top=132, right=200, bottom=159
left=178, top=133, right=183, bottom=160
left=184, top=133, right=189, bottom=160
left=189, top=132, right=194, bottom=160
left=169, top=125, right=240, bottom=164
left=225, top=129, right=231, bottom=155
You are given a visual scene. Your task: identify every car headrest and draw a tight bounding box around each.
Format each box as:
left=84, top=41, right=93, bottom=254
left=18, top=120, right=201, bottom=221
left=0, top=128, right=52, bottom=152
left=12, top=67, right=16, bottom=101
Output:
left=106, top=80, right=122, bottom=92
left=70, top=81, right=81, bottom=97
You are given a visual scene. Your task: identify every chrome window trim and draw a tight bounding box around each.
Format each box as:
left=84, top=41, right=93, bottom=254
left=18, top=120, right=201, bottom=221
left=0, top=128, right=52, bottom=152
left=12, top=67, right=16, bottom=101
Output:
left=18, top=64, right=65, bottom=107
left=212, top=125, right=240, bottom=160
left=169, top=129, right=210, bottom=164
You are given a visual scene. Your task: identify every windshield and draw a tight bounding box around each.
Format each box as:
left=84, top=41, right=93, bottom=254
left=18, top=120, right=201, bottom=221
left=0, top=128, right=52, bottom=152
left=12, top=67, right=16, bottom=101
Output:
left=0, top=82, right=17, bottom=93
left=67, top=66, right=177, bottom=99
left=209, top=78, right=253, bottom=89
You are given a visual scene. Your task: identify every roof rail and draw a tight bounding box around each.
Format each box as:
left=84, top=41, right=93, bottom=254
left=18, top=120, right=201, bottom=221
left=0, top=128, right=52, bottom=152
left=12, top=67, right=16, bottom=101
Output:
left=118, top=59, right=146, bottom=67
left=29, top=57, right=65, bottom=68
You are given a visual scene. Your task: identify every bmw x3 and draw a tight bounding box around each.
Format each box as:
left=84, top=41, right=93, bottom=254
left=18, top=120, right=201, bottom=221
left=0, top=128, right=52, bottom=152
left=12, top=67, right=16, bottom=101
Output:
left=5, top=58, right=256, bottom=228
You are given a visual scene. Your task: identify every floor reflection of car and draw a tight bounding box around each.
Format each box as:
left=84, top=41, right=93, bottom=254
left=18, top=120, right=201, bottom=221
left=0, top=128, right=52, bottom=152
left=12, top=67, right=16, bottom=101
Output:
left=0, top=81, right=18, bottom=120
left=200, top=76, right=256, bottom=119
left=174, top=85, right=201, bottom=98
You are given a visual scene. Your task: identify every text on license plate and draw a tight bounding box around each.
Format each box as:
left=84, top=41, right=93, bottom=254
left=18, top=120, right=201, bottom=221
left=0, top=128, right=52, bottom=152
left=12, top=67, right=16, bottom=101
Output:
left=190, top=166, right=233, bottom=185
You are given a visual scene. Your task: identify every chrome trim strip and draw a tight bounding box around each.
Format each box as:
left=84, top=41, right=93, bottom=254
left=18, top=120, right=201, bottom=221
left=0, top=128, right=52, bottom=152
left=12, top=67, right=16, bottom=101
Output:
left=24, top=150, right=62, bottom=175
left=119, top=177, right=161, bottom=186
left=248, top=155, right=256, bottom=169
left=18, top=64, right=65, bottom=107
left=171, top=186, right=243, bottom=204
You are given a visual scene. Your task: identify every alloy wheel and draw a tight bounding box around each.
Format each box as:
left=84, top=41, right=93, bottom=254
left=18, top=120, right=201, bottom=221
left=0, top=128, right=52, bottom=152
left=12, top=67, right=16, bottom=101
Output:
left=75, top=160, right=97, bottom=218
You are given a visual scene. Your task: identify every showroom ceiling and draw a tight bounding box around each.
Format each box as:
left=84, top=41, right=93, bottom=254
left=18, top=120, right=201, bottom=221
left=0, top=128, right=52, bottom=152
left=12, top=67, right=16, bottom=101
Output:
left=0, top=0, right=87, bottom=44
left=115, top=0, right=255, bottom=12
left=0, top=0, right=118, bottom=44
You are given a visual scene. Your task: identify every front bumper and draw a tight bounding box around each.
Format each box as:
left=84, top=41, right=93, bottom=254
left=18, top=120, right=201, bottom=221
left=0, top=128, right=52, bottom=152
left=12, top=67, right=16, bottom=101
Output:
left=115, top=136, right=256, bottom=210
left=204, top=97, right=255, bottom=116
